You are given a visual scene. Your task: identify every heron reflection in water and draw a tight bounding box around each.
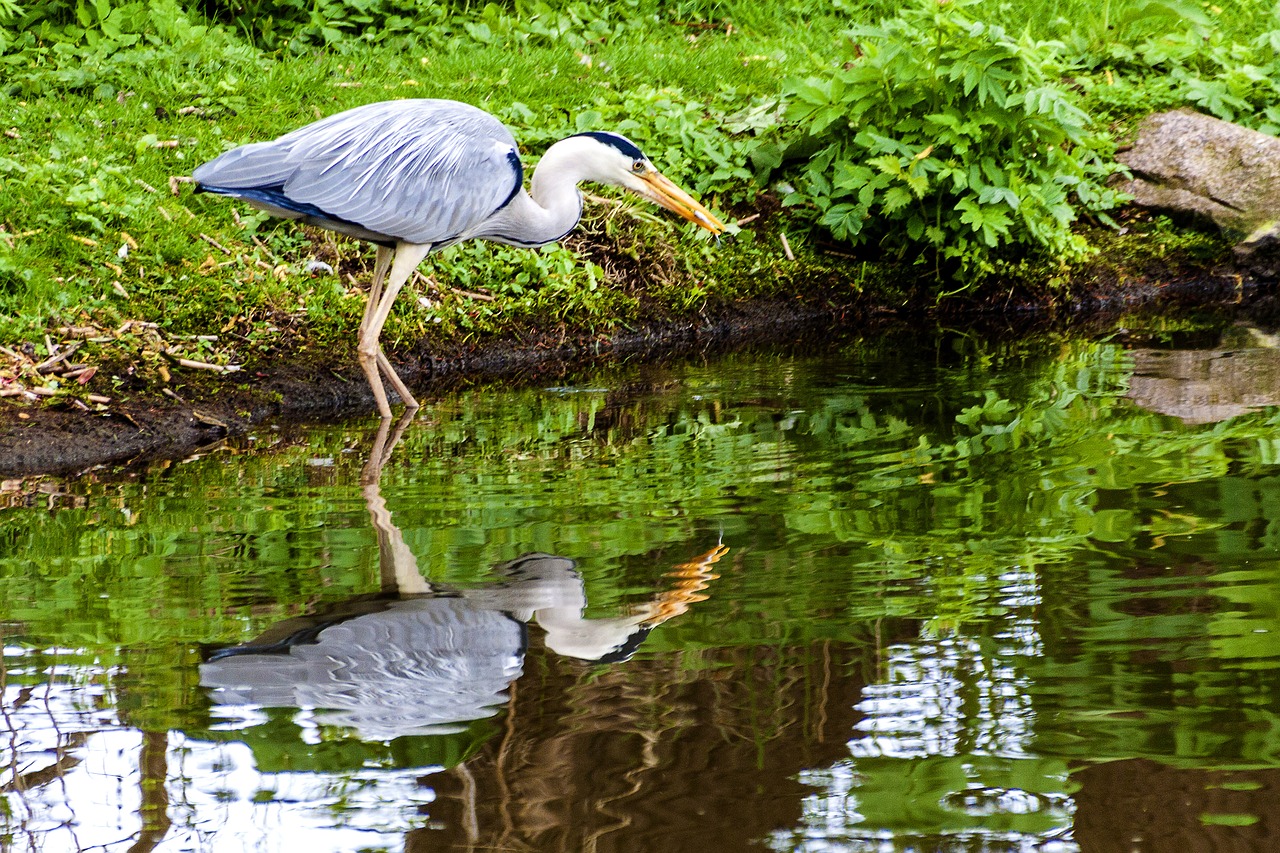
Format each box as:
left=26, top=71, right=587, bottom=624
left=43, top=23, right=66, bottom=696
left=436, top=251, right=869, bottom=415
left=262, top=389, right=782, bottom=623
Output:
left=201, top=414, right=725, bottom=741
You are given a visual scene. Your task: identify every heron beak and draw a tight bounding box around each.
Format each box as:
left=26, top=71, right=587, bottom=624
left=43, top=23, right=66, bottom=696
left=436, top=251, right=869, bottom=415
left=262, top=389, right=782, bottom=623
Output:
left=636, top=169, right=726, bottom=235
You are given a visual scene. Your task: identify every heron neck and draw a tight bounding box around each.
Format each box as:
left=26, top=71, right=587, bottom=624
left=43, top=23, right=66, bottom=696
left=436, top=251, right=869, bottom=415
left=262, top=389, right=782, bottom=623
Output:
left=473, top=136, right=604, bottom=247
left=522, top=136, right=606, bottom=241
left=485, top=188, right=582, bottom=247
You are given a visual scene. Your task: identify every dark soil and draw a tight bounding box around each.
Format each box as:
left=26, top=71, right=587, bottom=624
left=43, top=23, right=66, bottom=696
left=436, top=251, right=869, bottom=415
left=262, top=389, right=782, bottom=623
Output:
left=0, top=298, right=858, bottom=477
left=3, top=242, right=1277, bottom=479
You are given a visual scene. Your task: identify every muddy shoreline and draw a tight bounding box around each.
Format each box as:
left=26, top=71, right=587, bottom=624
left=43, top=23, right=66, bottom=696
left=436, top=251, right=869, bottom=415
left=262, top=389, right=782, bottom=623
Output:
left=2, top=257, right=1276, bottom=479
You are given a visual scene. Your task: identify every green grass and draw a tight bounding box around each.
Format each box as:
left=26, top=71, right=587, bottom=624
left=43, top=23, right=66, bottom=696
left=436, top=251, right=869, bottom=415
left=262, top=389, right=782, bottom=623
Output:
left=0, top=2, right=830, bottom=354
left=2, top=0, right=1280, bottom=405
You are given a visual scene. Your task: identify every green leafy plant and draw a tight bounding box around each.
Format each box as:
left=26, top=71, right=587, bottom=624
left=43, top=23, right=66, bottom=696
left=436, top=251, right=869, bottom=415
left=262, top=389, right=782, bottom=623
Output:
left=1078, top=4, right=1280, bottom=134
left=1057, top=0, right=1211, bottom=64
left=764, top=0, right=1126, bottom=284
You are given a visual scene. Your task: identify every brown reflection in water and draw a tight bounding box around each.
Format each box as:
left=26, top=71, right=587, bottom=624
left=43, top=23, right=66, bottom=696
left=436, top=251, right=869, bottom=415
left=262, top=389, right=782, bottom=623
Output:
left=414, top=637, right=871, bottom=853
left=1073, top=758, right=1280, bottom=852
left=132, top=730, right=171, bottom=853
left=1107, top=559, right=1225, bottom=621
left=1126, top=325, right=1280, bottom=424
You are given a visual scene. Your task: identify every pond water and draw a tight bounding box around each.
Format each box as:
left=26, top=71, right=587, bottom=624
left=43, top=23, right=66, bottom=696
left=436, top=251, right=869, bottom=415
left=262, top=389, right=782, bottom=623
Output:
left=4, top=317, right=1280, bottom=852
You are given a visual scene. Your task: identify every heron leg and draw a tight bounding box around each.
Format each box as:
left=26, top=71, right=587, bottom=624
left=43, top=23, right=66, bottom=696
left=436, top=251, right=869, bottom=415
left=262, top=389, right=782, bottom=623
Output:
left=375, top=350, right=417, bottom=410
left=357, top=246, right=397, bottom=418
left=357, top=242, right=432, bottom=418
left=360, top=245, right=420, bottom=414
left=359, top=246, right=394, bottom=342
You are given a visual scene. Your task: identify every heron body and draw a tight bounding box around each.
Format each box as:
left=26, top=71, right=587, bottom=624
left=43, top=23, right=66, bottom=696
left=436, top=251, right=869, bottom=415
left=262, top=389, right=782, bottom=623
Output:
left=193, top=98, right=725, bottom=418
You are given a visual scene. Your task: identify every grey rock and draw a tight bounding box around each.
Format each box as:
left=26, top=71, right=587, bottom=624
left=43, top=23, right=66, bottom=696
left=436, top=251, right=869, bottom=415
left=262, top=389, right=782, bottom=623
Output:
left=1116, top=109, right=1280, bottom=255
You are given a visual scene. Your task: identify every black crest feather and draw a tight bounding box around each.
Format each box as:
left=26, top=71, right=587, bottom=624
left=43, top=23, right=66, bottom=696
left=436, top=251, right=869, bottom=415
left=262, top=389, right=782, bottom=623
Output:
left=572, top=131, right=646, bottom=161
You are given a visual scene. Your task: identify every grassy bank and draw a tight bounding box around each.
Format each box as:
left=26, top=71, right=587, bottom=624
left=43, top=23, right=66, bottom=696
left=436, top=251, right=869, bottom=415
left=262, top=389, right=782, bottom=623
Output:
left=1, top=0, right=1279, bottom=410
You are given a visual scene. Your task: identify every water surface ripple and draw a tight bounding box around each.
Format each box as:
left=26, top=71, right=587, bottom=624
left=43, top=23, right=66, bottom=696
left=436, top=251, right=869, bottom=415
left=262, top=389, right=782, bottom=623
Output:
left=3, top=323, right=1280, bottom=851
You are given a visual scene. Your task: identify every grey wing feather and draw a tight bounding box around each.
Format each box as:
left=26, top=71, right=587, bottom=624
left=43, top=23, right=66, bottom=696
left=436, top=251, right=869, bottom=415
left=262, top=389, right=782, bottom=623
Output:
left=193, top=99, right=523, bottom=246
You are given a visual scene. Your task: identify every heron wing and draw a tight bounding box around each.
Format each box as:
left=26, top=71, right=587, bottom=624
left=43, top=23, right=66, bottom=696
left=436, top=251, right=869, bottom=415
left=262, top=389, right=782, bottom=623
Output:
left=193, top=99, right=523, bottom=246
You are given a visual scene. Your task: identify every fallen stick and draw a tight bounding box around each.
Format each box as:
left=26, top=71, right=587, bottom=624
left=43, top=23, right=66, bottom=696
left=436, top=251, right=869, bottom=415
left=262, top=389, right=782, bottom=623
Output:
left=55, top=326, right=103, bottom=338
left=453, top=287, right=495, bottom=302
left=413, top=271, right=494, bottom=302
left=200, top=233, right=233, bottom=255
left=36, top=343, right=79, bottom=375
left=780, top=232, right=795, bottom=261
left=174, top=357, right=241, bottom=373
left=252, top=236, right=276, bottom=258
left=116, top=320, right=159, bottom=336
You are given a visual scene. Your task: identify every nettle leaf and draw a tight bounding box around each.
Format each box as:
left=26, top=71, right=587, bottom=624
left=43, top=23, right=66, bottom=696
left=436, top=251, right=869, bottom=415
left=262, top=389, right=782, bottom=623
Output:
left=856, top=131, right=917, bottom=157
left=926, top=112, right=962, bottom=134
left=906, top=214, right=926, bottom=241
left=810, top=145, right=839, bottom=174
left=789, top=78, right=833, bottom=107
left=979, top=157, right=1006, bottom=186
left=802, top=106, right=846, bottom=135
left=957, top=198, right=1013, bottom=247
left=867, top=154, right=902, bottom=175
left=833, top=161, right=874, bottom=192
left=906, top=171, right=931, bottom=198
left=941, top=165, right=969, bottom=192
left=821, top=203, right=867, bottom=241
left=881, top=185, right=914, bottom=214
left=805, top=167, right=833, bottom=198
left=978, top=185, right=1021, bottom=209
left=858, top=172, right=893, bottom=207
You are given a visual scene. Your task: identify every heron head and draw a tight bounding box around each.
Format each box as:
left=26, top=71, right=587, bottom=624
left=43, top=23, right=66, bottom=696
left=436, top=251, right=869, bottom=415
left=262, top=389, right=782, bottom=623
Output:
left=571, top=131, right=726, bottom=235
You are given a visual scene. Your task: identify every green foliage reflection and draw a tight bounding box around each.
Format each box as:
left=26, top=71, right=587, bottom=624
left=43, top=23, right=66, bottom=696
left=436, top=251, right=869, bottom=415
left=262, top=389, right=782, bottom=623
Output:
left=3, top=326, right=1280, bottom=775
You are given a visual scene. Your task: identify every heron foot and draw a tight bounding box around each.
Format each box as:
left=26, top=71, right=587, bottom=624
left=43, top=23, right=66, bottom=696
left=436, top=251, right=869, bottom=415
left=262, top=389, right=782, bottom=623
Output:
left=356, top=348, right=392, bottom=419
left=376, top=350, right=418, bottom=411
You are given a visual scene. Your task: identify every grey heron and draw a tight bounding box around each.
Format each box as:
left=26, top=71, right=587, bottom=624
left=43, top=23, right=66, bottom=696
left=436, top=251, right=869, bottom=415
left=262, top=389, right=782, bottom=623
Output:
left=193, top=98, right=726, bottom=418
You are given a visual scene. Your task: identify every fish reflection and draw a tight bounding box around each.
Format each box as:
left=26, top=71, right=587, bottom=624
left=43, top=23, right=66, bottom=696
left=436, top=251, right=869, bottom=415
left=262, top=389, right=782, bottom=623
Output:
left=201, top=413, right=724, bottom=741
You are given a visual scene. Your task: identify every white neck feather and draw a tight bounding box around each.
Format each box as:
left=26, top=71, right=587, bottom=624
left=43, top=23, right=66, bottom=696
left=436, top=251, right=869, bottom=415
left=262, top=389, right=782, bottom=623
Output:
left=473, top=136, right=623, bottom=248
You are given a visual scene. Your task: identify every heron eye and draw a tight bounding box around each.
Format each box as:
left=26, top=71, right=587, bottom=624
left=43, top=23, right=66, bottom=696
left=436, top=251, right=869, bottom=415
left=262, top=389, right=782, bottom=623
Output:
left=631, top=160, right=645, bottom=174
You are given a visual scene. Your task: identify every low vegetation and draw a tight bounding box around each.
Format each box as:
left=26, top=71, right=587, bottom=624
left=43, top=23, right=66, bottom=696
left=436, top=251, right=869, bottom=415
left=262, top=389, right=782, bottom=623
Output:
left=1, top=0, right=1278, bottom=408
left=761, top=0, right=1127, bottom=280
